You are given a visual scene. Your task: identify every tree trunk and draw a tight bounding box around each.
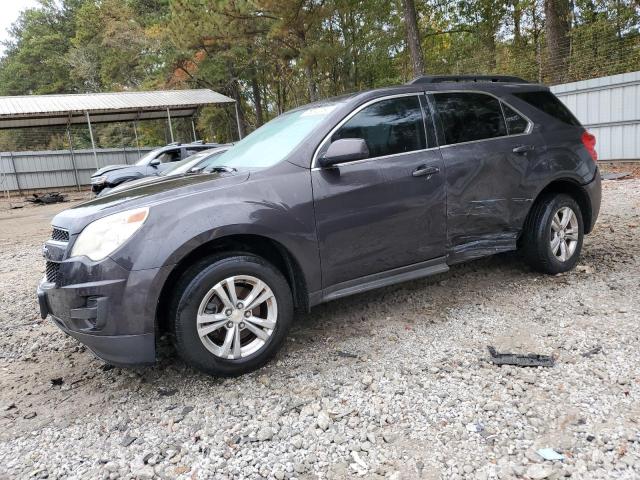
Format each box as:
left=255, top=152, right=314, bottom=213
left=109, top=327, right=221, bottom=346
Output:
left=305, top=62, right=317, bottom=102
left=251, top=71, right=263, bottom=127
left=544, top=0, right=571, bottom=84
left=513, top=0, right=523, bottom=47
left=401, top=0, right=425, bottom=77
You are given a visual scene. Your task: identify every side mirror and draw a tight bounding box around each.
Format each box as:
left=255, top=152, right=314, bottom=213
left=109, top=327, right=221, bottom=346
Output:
left=318, top=138, right=369, bottom=168
left=149, top=159, right=161, bottom=167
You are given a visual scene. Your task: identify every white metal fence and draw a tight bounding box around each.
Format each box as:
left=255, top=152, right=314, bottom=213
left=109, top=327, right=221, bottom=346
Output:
left=551, top=71, right=640, bottom=161
left=0, top=147, right=154, bottom=193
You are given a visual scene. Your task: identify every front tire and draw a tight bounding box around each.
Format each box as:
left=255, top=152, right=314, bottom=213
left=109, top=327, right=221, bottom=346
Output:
left=521, top=193, right=584, bottom=274
left=170, top=254, right=293, bottom=377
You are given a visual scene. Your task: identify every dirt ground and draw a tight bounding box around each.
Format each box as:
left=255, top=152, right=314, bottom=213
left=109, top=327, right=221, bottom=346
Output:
left=0, top=177, right=638, bottom=480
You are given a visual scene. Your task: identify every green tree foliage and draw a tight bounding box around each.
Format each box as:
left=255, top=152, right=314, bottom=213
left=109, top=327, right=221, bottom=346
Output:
left=0, top=0, right=637, bottom=147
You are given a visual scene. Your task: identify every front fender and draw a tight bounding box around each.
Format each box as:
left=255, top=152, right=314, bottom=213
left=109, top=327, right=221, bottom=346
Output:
left=109, top=167, right=321, bottom=293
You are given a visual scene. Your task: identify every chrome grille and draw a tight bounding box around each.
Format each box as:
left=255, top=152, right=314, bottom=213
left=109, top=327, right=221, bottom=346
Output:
left=45, top=261, right=60, bottom=284
left=51, top=228, right=69, bottom=242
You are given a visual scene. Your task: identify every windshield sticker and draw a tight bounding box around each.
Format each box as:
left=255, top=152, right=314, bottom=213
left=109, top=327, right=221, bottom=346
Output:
left=300, top=105, right=337, bottom=117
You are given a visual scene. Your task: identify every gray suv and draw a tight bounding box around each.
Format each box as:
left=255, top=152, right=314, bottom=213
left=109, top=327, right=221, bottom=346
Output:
left=38, top=76, right=601, bottom=377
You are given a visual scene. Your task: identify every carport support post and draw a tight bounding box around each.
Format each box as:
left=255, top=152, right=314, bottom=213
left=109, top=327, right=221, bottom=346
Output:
left=133, top=120, right=141, bottom=160
left=191, top=117, right=197, bottom=142
left=85, top=111, right=99, bottom=170
left=0, top=155, right=13, bottom=208
left=66, top=124, right=81, bottom=191
left=234, top=102, right=243, bottom=140
left=8, top=152, right=21, bottom=196
left=167, top=108, right=175, bottom=143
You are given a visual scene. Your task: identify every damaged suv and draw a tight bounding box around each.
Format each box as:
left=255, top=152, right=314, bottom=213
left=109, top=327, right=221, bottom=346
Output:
left=38, top=76, right=601, bottom=377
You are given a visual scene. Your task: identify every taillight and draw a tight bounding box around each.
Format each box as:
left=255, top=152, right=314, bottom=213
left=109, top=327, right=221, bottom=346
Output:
left=581, top=131, right=597, bottom=162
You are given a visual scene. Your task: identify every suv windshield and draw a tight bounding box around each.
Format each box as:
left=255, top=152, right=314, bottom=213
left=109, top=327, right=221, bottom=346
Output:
left=135, top=147, right=166, bottom=166
left=208, top=103, right=341, bottom=169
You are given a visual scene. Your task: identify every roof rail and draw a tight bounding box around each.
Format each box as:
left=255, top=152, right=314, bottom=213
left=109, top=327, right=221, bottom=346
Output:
left=408, top=75, right=529, bottom=85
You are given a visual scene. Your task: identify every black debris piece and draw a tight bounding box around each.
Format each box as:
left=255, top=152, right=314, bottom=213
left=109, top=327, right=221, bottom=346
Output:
left=50, top=377, right=64, bottom=386
left=158, top=387, right=178, bottom=397
left=26, top=192, right=67, bottom=205
left=336, top=350, right=359, bottom=358
left=581, top=345, right=603, bottom=358
left=487, top=346, right=555, bottom=367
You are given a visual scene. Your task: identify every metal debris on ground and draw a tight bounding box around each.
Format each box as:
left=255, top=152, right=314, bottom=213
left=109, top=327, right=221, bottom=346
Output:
left=537, top=448, right=566, bottom=461
left=487, top=346, right=555, bottom=367
left=601, top=172, right=631, bottom=181
left=25, top=192, right=66, bottom=205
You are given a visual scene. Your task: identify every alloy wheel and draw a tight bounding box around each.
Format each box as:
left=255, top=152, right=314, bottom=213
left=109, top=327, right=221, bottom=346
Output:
left=549, top=206, right=579, bottom=262
left=196, top=275, right=278, bottom=359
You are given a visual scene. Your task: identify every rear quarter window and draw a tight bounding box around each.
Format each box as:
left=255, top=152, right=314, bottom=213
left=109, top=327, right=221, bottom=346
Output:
left=513, top=91, right=581, bottom=126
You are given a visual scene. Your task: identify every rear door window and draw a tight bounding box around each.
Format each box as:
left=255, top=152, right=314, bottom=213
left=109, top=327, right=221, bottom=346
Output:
left=433, top=92, right=507, bottom=145
left=331, top=95, right=427, bottom=158
left=513, top=91, right=580, bottom=126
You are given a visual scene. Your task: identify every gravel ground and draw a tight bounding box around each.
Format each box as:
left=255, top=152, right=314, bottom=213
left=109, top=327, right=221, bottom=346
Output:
left=0, top=178, right=638, bottom=480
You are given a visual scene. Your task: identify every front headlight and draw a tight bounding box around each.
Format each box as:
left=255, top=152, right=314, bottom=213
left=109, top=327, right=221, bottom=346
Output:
left=71, top=207, right=149, bottom=261
left=91, top=175, right=107, bottom=185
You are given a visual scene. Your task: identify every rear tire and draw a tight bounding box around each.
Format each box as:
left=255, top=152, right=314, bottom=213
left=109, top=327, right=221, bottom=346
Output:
left=170, top=254, right=293, bottom=377
left=521, top=193, right=584, bottom=274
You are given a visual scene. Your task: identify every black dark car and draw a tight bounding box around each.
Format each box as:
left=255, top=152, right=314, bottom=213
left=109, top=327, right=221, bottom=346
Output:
left=38, top=76, right=601, bottom=377
left=90, top=141, right=220, bottom=194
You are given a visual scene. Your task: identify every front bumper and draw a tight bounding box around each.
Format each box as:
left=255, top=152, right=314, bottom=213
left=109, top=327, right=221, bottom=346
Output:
left=36, top=256, right=168, bottom=366
left=91, top=183, right=106, bottom=194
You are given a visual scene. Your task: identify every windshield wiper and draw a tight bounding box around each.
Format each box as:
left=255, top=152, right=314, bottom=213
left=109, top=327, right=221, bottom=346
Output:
left=207, top=166, right=237, bottom=173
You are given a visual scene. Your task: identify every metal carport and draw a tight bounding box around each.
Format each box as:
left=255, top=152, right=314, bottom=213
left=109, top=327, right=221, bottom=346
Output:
left=0, top=89, right=238, bottom=167
left=0, top=89, right=240, bottom=201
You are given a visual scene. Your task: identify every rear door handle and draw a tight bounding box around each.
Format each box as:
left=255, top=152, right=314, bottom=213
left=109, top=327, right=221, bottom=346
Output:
left=412, top=165, right=440, bottom=178
left=512, top=145, right=534, bottom=154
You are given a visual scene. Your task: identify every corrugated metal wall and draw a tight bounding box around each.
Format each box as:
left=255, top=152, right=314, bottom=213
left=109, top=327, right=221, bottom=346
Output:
left=0, top=148, right=154, bottom=192
left=551, top=71, right=640, bottom=161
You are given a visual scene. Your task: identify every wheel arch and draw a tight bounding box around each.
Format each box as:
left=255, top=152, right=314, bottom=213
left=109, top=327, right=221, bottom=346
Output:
left=156, top=233, right=309, bottom=334
left=525, top=178, right=594, bottom=235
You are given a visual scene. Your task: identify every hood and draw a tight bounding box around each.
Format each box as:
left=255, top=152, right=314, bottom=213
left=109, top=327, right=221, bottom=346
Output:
left=105, top=175, right=161, bottom=194
left=92, top=164, right=131, bottom=177
left=52, top=171, right=250, bottom=234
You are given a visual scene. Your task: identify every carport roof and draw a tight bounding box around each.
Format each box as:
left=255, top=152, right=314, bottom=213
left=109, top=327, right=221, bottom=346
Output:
left=0, top=89, right=235, bottom=129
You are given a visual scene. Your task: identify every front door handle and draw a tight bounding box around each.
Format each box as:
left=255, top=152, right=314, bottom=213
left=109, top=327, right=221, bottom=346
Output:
left=512, top=145, right=534, bottom=154
left=412, top=165, right=440, bottom=178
